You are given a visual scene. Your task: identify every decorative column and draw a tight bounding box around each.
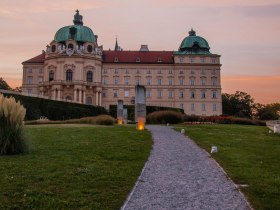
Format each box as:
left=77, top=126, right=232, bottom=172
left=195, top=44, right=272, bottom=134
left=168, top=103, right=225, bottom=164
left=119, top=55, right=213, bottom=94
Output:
left=117, top=100, right=124, bottom=124
left=135, top=85, right=146, bottom=130
left=74, top=89, right=77, bottom=102
left=79, top=90, right=82, bottom=103
left=99, top=92, right=102, bottom=106
left=95, top=92, right=99, bottom=106
left=57, top=90, right=61, bottom=100
left=83, top=91, right=86, bottom=104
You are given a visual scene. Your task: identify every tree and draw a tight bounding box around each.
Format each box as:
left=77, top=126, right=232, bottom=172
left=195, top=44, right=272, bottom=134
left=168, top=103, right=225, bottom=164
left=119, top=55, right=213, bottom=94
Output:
left=0, top=77, right=11, bottom=90
left=257, top=103, right=280, bottom=120
left=222, top=91, right=255, bottom=119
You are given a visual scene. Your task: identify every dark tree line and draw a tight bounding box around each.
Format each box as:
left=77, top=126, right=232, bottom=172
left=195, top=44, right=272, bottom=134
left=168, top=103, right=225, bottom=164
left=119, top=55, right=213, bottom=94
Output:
left=222, top=91, right=280, bottom=120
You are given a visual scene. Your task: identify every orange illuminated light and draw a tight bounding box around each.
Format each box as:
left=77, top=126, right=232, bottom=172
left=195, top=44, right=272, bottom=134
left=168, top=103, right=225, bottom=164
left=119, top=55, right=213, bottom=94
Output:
left=137, top=117, right=145, bottom=130
left=117, top=117, right=123, bottom=125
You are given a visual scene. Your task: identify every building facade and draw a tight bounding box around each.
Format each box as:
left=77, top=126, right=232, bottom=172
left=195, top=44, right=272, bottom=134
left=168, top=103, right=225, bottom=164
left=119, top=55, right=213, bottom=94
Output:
left=22, top=10, right=222, bottom=116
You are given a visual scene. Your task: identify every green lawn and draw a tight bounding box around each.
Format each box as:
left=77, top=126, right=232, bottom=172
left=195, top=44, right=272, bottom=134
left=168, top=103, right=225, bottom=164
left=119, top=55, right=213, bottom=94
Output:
left=0, top=125, right=152, bottom=210
left=175, top=124, right=280, bottom=210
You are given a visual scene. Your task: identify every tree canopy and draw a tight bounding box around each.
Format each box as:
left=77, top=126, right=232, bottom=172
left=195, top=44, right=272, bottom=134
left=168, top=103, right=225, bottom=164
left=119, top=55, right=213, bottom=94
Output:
left=0, top=77, right=11, bottom=90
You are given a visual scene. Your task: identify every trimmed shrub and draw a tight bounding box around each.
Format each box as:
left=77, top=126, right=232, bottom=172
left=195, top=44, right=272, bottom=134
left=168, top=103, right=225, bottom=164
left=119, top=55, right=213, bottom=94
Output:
left=2, top=93, right=107, bottom=121
left=109, top=105, right=184, bottom=121
left=147, top=110, right=184, bottom=124
left=25, top=115, right=115, bottom=126
left=0, top=94, right=26, bottom=155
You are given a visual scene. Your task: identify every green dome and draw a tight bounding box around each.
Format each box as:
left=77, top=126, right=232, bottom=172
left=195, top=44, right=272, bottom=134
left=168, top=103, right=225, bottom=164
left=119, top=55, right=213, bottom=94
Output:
left=54, top=10, right=95, bottom=43
left=178, top=29, right=211, bottom=54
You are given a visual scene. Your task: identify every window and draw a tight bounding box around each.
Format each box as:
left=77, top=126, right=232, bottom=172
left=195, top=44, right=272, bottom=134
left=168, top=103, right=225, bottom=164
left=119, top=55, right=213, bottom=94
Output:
left=190, top=70, right=195, bottom=74
left=136, top=69, right=140, bottom=74
left=157, top=69, right=162, bottom=74
left=158, top=57, right=162, bottom=62
left=87, top=71, right=93, bottom=82
left=87, top=45, right=93, bottom=52
left=102, top=78, right=107, bottom=85
left=180, top=103, right=184, bottom=109
left=212, top=91, right=217, bottom=99
left=136, top=58, right=140, bottom=62
left=113, top=91, right=118, bottom=98
left=191, top=103, right=195, bottom=111
left=213, top=104, right=217, bottom=111
left=66, top=69, right=73, bottom=81
left=124, top=90, right=129, bottom=97
left=65, top=96, right=72, bottom=101
left=191, top=91, right=195, bottom=99
left=102, top=91, right=107, bottom=97
left=146, top=90, right=151, bottom=98
left=114, top=69, right=118, bottom=74
left=114, top=57, right=118, bottom=62
left=179, top=70, right=184, bottom=74
left=190, top=57, right=195, bottom=63
left=39, top=68, right=43, bottom=74
left=212, top=77, right=217, bottom=86
left=114, top=77, right=118, bottom=85
left=179, top=90, right=184, bottom=98
left=202, top=103, right=206, bottom=111
left=125, top=69, right=129, bottom=74
left=168, top=78, right=173, bottom=86
left=201, top=77, right=206, bottom=86
left=38, top=77, right=43, bottom=83
left=49, top=71, right=54, bottom=81
left=68, top=43, right=74, bottom=50
left=28, top=68, right=32, bottom=73
left=168, top=90, right=173, bottom=98
left=147, top=78, right=152, bottom=85
left=86, top=97, right=93, bottom=105
left=201, top=91, right=206, bottom=99
left=211, top=58, right=216, bottom=64
left=27, top=89, right=32, bottom=95
left=157, top=90, right=162, bottom=98
left=179, top=57, right=184, bottom=63
left=27, top=76, right=33, bottom=84
left=168, top=69, right=173, bottom=74
left=212, top=70, right=217, bottom=75
left=157, top=78, right=162, bottom=85
left=200, top=57, right=205, bottom=63
left=179, top=78, right=184, bottom=86
left=190, top=77, right=195, bottom=86
left=103, top=69, right=107, bottom=74
left=51, top=45, right=56, bottom=52
left=124, top=77, right=129, bottom=85
left=146, top=69, right=151, bottom=74
left=135, top=77, right=141, bottom=85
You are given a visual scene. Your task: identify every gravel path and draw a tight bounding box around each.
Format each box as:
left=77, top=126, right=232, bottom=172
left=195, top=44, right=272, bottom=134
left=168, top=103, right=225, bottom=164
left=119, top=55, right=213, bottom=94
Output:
left=122, top=125, right=251, bottom=210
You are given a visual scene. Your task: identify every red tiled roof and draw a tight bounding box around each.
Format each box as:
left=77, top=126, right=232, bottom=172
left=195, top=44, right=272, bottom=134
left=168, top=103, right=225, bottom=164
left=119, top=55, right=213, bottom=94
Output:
left=103, top=51, right=174, bottom=64
left=22, top=53, right=45, bottom=64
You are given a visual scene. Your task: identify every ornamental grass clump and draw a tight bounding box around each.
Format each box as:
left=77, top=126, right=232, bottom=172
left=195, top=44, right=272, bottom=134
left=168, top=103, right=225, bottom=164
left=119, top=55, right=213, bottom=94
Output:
left=0, top=94, right=26, bottom=155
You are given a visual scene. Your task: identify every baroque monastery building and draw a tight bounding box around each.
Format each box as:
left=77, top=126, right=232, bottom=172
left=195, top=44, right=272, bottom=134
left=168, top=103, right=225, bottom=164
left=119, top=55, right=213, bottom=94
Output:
left=22, top=10, right=222, bottom=116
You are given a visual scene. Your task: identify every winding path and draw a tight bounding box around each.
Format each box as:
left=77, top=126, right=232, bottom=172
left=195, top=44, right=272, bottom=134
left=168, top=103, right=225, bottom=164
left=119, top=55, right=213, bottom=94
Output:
left=122, top=125, right=250, bottom=210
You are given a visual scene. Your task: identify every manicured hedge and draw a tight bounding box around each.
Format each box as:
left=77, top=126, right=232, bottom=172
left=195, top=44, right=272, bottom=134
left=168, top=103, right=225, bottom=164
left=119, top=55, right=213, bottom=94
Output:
left=2, top=93, right=107, bottom=121
left=147, top=110, right=184, bottom=124
left=109, top=105, right=184, bottom=121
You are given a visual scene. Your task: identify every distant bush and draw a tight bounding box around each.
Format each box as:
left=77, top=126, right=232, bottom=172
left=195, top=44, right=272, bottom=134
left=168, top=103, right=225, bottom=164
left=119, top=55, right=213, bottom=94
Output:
left=25, top=115, right=115, bottom=126
left=0, top=94, right=26, bottom=155
left=183, top=115, right=266, bottom=126
left=1, top=93, right=108, bottom=121
left=147, top=110, right=184, bottom=124
left=109, top=105, right=184, bottom=121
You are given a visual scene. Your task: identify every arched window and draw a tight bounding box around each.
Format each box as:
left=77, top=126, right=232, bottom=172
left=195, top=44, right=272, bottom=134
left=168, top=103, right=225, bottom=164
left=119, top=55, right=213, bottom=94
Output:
left=51, top=45, right=56, bottom=52
left=68, top=44, right=74, bottom=50
left=86, top=97, right=93, bottom=105
left=87, top=45, right=93, bottom=52
left=87, top=71, right=93, bottom=82
left=49, top=71, right=54, bottom=81
left=66, top=69, right=73, bottom=81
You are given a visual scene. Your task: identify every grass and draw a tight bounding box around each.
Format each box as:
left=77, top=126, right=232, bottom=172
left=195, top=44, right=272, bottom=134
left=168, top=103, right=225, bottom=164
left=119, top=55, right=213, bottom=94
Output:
left=175, top=124, right=280, bottom=210
left=0, top=124, right=152, bottom=209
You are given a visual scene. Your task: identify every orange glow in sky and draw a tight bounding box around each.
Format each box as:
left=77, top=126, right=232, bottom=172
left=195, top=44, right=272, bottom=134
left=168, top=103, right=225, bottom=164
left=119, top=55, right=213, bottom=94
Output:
left=0, top=0, right=279, bottom=104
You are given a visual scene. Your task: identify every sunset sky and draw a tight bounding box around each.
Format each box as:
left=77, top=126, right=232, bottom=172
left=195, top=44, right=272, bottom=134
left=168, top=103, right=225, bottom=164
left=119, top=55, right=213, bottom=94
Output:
left=0, top=0, right=279, bottom=104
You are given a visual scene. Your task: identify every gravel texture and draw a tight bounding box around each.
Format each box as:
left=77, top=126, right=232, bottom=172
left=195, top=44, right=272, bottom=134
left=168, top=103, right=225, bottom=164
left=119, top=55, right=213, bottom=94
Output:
left=122, top=125, right=251, bottom=210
